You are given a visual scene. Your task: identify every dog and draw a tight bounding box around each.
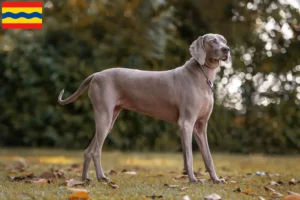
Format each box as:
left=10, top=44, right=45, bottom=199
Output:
left=58, top=33, right=230, bottom=183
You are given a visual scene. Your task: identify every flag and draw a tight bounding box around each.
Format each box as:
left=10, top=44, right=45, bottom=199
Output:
left=2, top=2, right=43, bottom=29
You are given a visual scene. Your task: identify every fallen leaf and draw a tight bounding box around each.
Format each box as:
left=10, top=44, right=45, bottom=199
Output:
left=68, top=191, right=90, bottom=200
left=258, top=197, right=265, bottom=200
left=182, top=195, right=190, bottom=200
left=245, top=188, right=252, bottom=195
left=123, top=171, right=137, bottom=175
left=108, top=182, right=119, bottom=189
left=67, top=165, right=83, bottom=173
left=273, top=191, right=284, bottom=197
left=6, top=166, right=25, bottom=173
left=270, top=181, right=279, bottom=186
left=25, top=178, right=52, bottom=184
left=173, top=175, right=189, bottom=180
left=67, top=179, right=85, bottom=187
left=283, top=195, right=300, bottom=200
left=277, top=180, right=285, bottom=185
left=39, top=169, right=64, bottom=179
left=229, top=180, right=237, bottom=184
left=39, top=171, right=56, bottom=179
left=264, top=186, right=276, bottom=192
left=180, top=187, right=188, bottom=191
left=288, top=191, right=300, bottom=196
left=145, top=195, right=163, bottom=199
left=204, top=193, right=221, bottom=200
left=289, top=178, right=297, bottom=185
left=67, top=188, right=89, bottom=193
left=8, top=173, right=35, bottom=182
left=255, top=171, right=266, bottom=176
left=164, top=184, right=179, bottom=188
left=233, top=187, right=241, bottom=192
left=108, top=170, right=117, bottom=175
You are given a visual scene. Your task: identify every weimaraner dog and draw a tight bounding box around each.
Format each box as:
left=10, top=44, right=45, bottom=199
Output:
left=58, top=33, right=230, bottom=183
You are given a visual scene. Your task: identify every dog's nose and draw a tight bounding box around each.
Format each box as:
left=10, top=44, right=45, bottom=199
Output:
left=221, top=47, right=230, bottom=53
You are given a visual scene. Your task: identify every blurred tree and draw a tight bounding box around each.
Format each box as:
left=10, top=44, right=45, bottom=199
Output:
left=0, top=0, right=299, bottom=153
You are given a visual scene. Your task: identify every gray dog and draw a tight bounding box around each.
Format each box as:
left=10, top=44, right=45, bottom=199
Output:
left=58, top=33, right=230, bottom=183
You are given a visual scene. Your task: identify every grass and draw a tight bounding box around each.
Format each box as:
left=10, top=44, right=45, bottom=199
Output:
left=0, top=148, right=300, bottom=200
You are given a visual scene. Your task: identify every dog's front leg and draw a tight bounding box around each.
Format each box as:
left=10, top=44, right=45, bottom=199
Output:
left=179, top=119, right=201, bottom=182
left=193, top=120, right=224, bottom=183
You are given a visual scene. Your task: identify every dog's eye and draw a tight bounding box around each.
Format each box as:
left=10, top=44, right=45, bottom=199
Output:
left=211, top=39, right=217, bottom=44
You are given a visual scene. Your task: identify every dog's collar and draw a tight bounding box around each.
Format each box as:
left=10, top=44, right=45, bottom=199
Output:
left=198, top=64, right=214, bottom=93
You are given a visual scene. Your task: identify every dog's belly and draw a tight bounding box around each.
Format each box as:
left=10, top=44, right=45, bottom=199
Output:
left=117, top=98, right=179, bottom=123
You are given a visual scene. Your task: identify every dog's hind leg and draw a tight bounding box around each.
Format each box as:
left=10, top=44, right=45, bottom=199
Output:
left=82, top=82, right=116, bottom=182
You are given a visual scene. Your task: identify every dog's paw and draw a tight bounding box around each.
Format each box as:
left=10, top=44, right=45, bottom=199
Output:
left=212, top=178, right=227, bottom=184
left=98, top=177, right=110, bottom=182
left=82, top=177, right=92, bottom=183
left=190, top=178, right=204, bottom=184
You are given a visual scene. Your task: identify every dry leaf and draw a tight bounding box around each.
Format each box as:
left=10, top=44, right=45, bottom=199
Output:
left=180, top=187, right=188, bottom=191
left=258, top=197, right=265, bottom=200
left=6, top=165, right=25, bottom=173
left=67, top=165, right=83, bottom=173
left=146, top=195, right=163, bottom=199
left=283, top=195, right=300, bottom=200
left=164, top=184, right=179, bottom=188
left=173, top=175, right=189, bottom=180
left=277, top=180, right=285, bottom=185
left=273, top=191, right=284, bottom=197
left=67, top=188, right=89, bottom=193
left=108, top=182, right=119, bottom=189
left=229, top=180, right=237, bottom=184
left=108, top=170, right=117, bottom=175
left=288, top=191, right=300, bottom=196
left=25, top=178, right=52, bottom=184
left=204, top=193, right=221, bottom=200
left=264, top=186, right=276, bottom=192
left=270, top=181, right=279, bottom=186
left=182, top=195, right=190, bottom=200
left=233, top=187, right=241, bottom=192
left=289, top=178, right=297, bottom=185
left=245, top=188, right=252, bottom=195
left=255, top=171, right=266, bottom=176
left=8, top=173, right=35, bottom=182
left=68, top=191, right=90, bottom=200
left=123, top=171, right=137, bottom=175
left=67, top=179, right=85, bottom=187
left=39, top=171, right=56, bottom=179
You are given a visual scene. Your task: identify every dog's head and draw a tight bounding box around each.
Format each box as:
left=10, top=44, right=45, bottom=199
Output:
left=189, top=33, right=230, bottom=67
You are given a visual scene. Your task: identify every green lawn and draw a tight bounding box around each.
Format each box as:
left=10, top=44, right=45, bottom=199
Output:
left=0, top=149, right=299, bottom=200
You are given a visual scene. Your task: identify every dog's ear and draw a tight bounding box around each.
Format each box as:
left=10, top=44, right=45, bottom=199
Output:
left=189, top=36, right=206, bottom=65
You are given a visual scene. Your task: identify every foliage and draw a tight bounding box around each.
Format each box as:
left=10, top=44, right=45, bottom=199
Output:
left=0, top=0, right=299, bottom=153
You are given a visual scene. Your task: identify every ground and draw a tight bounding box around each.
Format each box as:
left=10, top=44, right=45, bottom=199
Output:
left=0, top=149, right=299, bottom=200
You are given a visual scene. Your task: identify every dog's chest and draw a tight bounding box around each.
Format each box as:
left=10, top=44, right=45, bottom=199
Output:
left=197, top=93, right=214, bottom=117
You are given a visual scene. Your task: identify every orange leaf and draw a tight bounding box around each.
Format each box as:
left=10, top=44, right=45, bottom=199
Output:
left=69, top=191, right=90, bottom=200
left=245, top=189, right=251, bottom=195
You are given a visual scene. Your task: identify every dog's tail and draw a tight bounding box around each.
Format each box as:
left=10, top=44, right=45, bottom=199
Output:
left=58, top=74, right=95, bottom=105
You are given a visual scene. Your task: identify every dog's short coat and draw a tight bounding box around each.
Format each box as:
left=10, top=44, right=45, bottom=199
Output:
left=58, top=33, right=230, bottom=183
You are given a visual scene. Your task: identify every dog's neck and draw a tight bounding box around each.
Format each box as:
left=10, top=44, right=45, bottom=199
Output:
left=189, top=58, right=219, bottom=81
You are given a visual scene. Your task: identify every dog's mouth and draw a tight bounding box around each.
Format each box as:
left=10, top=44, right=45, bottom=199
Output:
left=221, top=55, right=228, bottom=61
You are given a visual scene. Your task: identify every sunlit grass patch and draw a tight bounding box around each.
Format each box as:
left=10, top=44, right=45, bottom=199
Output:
left=0, top=149, right=300, bottom=200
